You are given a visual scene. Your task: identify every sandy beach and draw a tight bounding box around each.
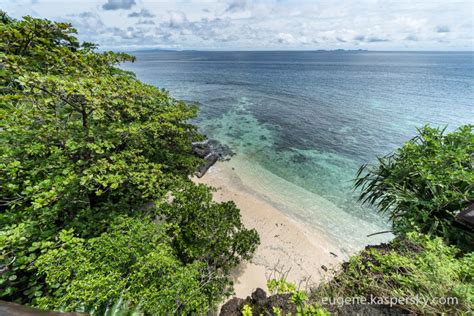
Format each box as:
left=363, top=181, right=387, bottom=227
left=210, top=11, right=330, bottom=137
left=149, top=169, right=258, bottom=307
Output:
left=193, top=161, right=344, bottom=298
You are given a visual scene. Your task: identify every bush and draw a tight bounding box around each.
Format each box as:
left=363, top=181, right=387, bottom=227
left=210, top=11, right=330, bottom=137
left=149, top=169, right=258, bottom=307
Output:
left=267, top=279, right=330, bottom=316
left=34, top=217, right=212, bottom=314
left=313, top=233, right=474, bottom=314
left=355, top=125, right=474, bottom=249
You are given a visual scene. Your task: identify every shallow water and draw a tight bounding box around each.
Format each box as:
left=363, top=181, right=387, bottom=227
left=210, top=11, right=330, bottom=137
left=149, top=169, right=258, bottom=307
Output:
left=122, top=51, right=474, bottom=249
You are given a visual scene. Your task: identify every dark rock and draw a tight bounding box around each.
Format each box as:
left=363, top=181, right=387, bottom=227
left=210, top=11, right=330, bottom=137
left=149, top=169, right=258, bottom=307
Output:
left=264, top=294, right=296, bottom=315
left=220, top=289, right=296, bottom=316
left=191, top=140, right=212, bottom=158
left=251, top=288, right=267, bottom=304
left=208, top=139, right=235, bottom=160
left=195, top=153, right=219, bottom=178
left=219, top=288, right=411, bottom=315
left=321, top=265, right=328, bottom=272
left=193, top=146, right=212, bottom=158
left=220, top=297, right=245, bottom=316
left=192, top=139, right=234, bottom=161
left=192, top=139, right=235, bottom=178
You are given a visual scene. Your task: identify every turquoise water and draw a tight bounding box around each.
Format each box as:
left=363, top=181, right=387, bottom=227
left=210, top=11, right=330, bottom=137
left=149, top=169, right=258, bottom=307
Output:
left=122, top=51, right=474, bottom=250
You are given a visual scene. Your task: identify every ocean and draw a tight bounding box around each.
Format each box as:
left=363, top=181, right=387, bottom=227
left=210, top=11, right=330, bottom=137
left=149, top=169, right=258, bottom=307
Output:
left=121, top=51, right=473, bottom=252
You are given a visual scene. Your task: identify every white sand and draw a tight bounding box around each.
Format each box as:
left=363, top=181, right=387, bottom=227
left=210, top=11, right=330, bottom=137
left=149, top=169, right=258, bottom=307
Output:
left=193, top=162, right=343, bottom=298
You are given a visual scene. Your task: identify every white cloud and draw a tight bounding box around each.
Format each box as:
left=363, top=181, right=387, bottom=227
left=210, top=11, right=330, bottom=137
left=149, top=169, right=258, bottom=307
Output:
left=277, top=33, right=296, bottom=44
left=1, top=0, right=472, bottom=50
left=225, top=0, right=246, bottom=13
left=168, top=11, right=188, bottom=29
left=128, top=9, right=155, bottom=18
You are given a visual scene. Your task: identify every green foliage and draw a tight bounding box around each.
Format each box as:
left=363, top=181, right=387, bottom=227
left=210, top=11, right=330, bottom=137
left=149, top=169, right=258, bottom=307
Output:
left=157, top=182, right=260, bottom=300
left=272, top=306, right=282, bottom=316
left=314, top=233, right=474, bottom=314
left=267, top=278, right=297, bottom=295
left=0, top=11, right=259, bottom=313
left=34, top=217, right=211, bottom=314
left=242, top=304, right=253, bottom=316
left=355, top=125, right=474, bottom=248
left=267, top=279, right=330, bottom=316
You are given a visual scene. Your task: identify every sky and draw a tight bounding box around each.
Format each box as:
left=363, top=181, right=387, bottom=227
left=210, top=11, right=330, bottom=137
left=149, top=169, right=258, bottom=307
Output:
left=1, top=0, right=473, bottom=51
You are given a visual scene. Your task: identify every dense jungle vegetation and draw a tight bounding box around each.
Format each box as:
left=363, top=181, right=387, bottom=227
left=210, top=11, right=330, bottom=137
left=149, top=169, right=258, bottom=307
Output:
left=0, top=12, right=259, bottom=314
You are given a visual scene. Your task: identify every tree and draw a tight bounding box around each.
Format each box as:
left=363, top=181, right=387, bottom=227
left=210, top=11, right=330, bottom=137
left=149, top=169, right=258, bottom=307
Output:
left=158, top=183, right=260, bottom=301
left=0, top=12, right=259, bottom=312
left=34, top=217, right=212, bottom=314
left=355, top=125, right=473, bottom=249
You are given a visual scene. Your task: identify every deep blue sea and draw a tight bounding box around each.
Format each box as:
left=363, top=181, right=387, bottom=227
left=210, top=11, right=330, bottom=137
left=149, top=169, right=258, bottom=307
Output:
left=122, top=51, right=474, bottom=250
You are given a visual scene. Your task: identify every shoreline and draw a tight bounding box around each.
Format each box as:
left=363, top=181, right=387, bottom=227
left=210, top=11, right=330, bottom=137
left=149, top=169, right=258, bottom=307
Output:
left=193, top=160, right=344, bottom=298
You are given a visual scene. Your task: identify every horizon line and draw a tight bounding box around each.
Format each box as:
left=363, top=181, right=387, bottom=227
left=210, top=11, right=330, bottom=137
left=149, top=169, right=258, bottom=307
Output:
left=107, top=48, right=474, bottom=53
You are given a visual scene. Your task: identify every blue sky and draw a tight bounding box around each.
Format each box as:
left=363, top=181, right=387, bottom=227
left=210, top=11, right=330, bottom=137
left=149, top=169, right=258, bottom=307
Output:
left=2, top=0, right=473, bottom=51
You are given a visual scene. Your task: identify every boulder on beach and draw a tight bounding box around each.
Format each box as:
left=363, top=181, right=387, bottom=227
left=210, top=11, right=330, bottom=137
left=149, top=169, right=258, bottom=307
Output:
left=192, top=139, right=234, bottom=178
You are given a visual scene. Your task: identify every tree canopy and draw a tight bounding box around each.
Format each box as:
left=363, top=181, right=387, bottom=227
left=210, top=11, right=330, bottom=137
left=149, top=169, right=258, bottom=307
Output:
left=0, top=12, right=259, bottom=313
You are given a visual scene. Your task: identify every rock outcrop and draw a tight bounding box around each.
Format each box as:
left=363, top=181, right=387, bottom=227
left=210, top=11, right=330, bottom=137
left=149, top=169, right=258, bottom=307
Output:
left=192, top=139, right=234, bottom=178
left=220, top=288, right=296, bottom=316
left=219, top=288, right=410, bottom=315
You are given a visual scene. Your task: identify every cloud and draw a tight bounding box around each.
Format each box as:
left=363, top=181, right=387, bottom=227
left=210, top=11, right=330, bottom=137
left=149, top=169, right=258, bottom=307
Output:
left=168, top=11, right=188, bottom=28
left=277, top=32, right=296, bottom=44
left=102, top=0, right=136, bottom=11
left=225, top=0, right=246, bottom=13
left=4, top=0, right=472, bottom=50
left=436, top=25, right=450, bottom=33
left=405, top=34, right=418, bottom=41
left=128, top=9, right=154, bottom=18
left=136, top=19, right=155, bottom=25
left=352, top=34, right=389, bottom=43
left=366, top=36, right=389, bottom=42
left=70, top=12, right=106, bottom=32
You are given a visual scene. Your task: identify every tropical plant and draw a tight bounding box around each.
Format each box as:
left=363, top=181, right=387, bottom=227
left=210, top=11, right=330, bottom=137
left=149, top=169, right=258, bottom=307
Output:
left=34, top=217, right=212, bottom=314
left=313, top=233, right=474, bottom=314
left=242, top=304, right=253, bottom=316
left=267, top=279, right=330, bottom=316
left=355, top=125, right=473, bottom=248
left=0, top=11, right=259, bottom=313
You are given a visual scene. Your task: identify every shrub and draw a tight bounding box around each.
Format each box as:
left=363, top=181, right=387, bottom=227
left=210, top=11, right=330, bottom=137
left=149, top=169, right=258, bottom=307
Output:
left=34, top=217, right=212, bottom=314
left=355, top=125, right=474, bottom=249
left=313, top=233, right=474, bottom=314
left=267, top=279, right=330, bottom=316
